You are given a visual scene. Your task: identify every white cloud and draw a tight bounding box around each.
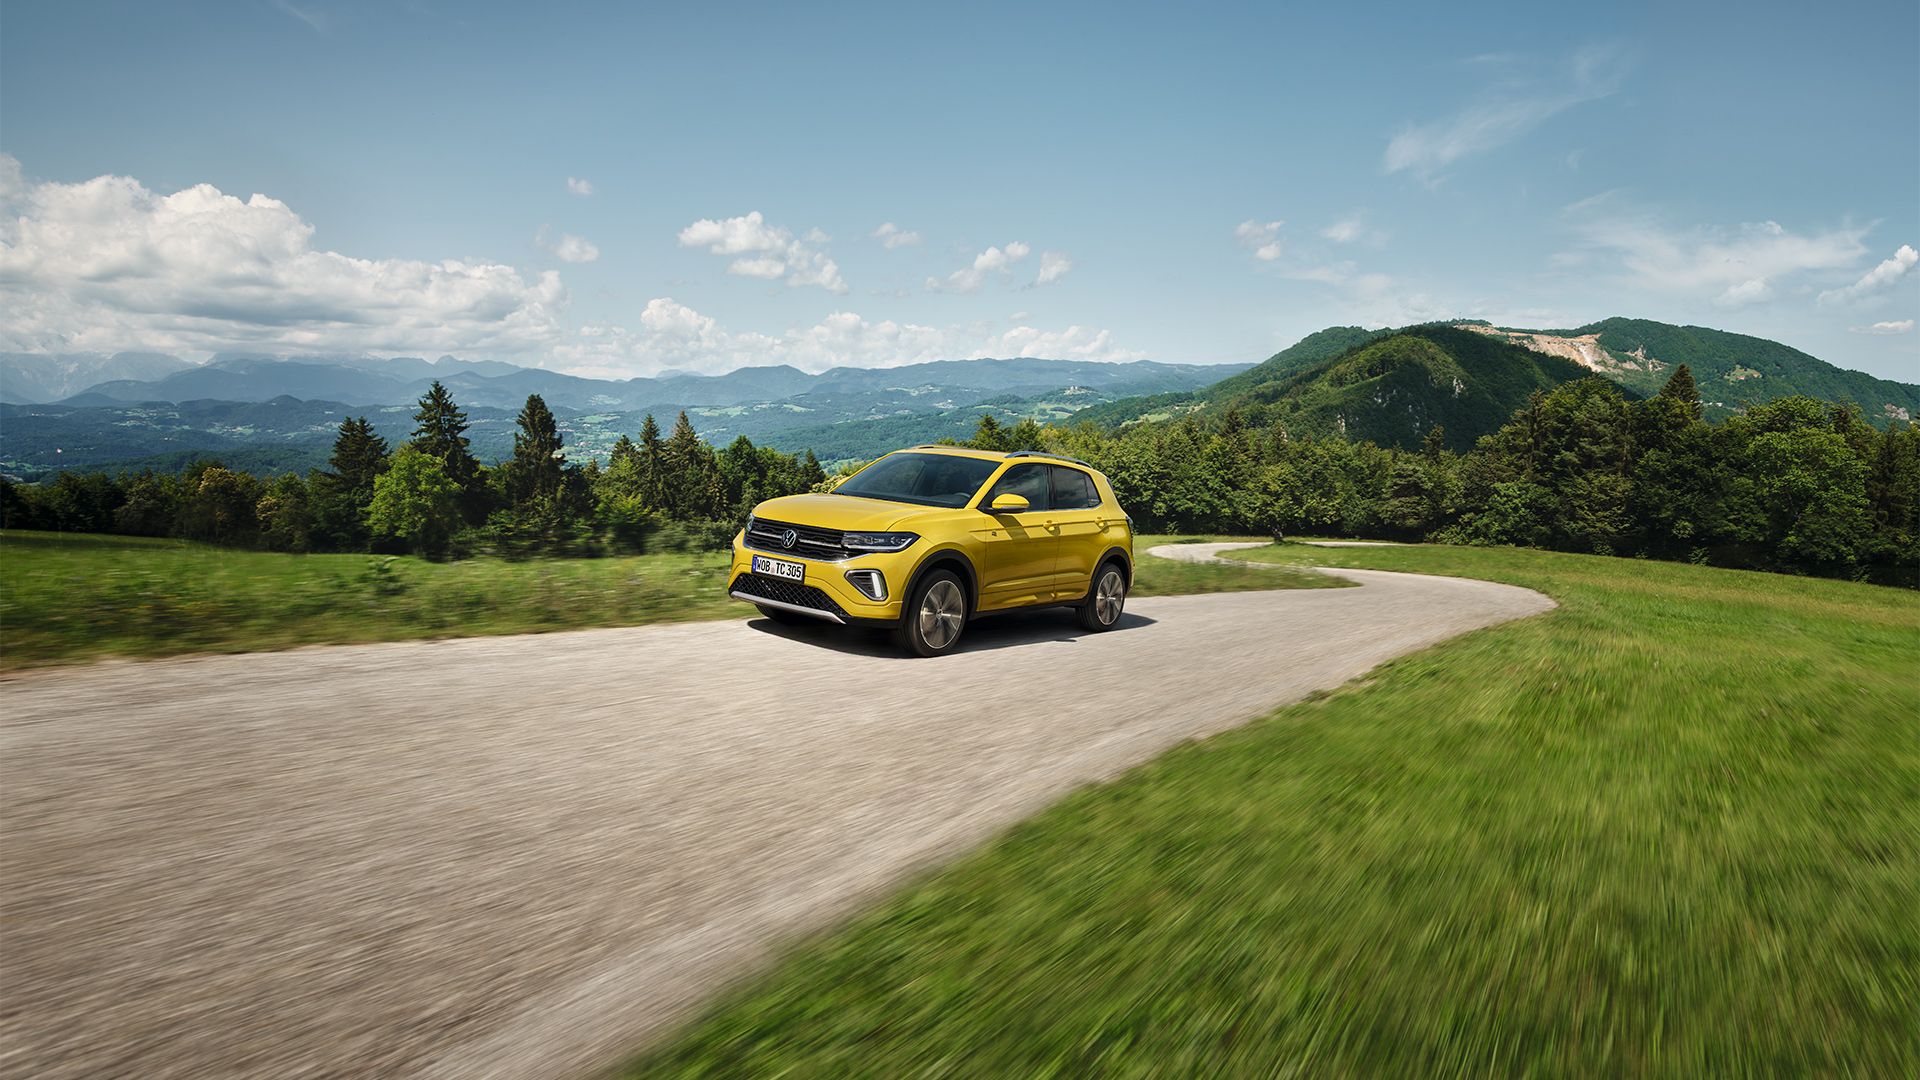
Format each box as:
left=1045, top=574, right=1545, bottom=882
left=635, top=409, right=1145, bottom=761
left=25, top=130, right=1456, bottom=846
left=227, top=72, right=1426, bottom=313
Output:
left=1563, top=209, right=1869, bottom=306
left=676, top=210, right=847, bottom=293
left=1851, top=319, right=1914, bottom=335
left=1035, top=251, right=1073, bottom=286
left=566, top=177, right=594, bottom=196
left=871, top=222, right=921, bottom=249
left=1320, top=214, right=1386, bottom=246
left=0, top=155, right=565, bottom=357
left=1235, top=219, right=1284, bottom=261
left=550, top=298, right=1144, bottom=377
left=1819, top=244, right=1918, bottom=305
left=272, top=0, right=326, bottom=33
left=1320, top=217, right=1363, bottom=244
left=927, top=241, right=1031, bottom=293
left=1716, top=278, right=1771, bottom=307
left=1385, top=44, right=1627, bottom=179
left=536, top=227, right=600, bottom=263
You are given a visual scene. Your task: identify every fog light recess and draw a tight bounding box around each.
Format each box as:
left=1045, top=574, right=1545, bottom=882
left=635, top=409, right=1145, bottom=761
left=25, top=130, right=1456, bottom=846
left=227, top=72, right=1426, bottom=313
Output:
left=844, top=569, right=887, bottom=602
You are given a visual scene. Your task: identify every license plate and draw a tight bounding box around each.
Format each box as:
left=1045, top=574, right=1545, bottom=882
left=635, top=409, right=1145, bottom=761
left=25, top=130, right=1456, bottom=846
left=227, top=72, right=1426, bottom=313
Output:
left=752, top=554, right=804, bottom=581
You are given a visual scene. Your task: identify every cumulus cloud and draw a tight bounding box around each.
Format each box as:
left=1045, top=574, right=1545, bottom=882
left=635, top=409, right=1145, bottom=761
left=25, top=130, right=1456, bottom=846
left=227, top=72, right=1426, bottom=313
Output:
left=536, top=227, right=600, bottom=263
left=0, top=155, right=565, bottom=356
left=550, top=297, right=1144, bottom=377
left=1562, top=209, right=1868, bottom=308
left=871, top=222, right=921, bottom=249
left=566, top=177, right=594, bottom=196
left=1385, top=44, right=1628, bottom=179
left=1035, top=251, right=1073, bottom=286
left=677, top=211, right=847, bottom=293
left=1235, top=219, right=1284, bottom=261
left=928, top=241, right=1031, bottom=293
left=1819, top=244, right=1918, bottom=305
left=1851, top=319, right=1914, bottom=335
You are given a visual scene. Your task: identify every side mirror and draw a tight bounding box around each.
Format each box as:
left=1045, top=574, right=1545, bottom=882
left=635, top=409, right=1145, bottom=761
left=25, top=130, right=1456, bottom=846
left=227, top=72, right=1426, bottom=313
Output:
left=985, top=492, right=1030, bottom=514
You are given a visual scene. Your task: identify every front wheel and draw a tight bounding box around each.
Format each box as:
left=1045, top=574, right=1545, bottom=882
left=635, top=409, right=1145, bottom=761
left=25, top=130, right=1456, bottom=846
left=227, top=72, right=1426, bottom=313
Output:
left=894, top=570, right=968, bottom=657
left=1075, top=563, right=1127, bottom=632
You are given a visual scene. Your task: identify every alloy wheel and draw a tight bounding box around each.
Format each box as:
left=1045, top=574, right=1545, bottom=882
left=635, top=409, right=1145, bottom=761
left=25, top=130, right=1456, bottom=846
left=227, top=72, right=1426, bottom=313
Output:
left=919, top=579, right=965, bottom=650
left=1095, top=569, right=1125, bottom=625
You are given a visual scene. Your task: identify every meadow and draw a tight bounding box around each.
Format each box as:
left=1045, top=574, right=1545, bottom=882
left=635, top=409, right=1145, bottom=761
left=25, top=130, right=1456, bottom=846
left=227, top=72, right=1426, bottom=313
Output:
left=632, top=543, right=1920, bottom=1075
left=0, top=531, right=1332, bottom=669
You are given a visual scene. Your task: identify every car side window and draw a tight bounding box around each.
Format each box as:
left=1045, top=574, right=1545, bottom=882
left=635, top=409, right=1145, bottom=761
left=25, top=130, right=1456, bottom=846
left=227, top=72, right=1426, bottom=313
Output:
left=1050, top=466, right=1099, bottom=510
left=983, top=463, right=1052, bottom=511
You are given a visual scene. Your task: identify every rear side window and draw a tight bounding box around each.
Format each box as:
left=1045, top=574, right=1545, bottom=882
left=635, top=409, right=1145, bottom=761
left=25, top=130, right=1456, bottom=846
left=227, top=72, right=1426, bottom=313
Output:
left=1050, top=466, right=1100, bottom=509
left=983, top=463, right=1052, bottom=511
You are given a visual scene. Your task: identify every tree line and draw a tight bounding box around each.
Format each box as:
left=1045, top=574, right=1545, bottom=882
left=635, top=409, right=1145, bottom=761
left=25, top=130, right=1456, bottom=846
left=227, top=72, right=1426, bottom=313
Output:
left=1032, top=365, right=1918, bottom=586
left=0, top=381, right=826, bottom=557
left=3, top=366, right=1914, bottom=586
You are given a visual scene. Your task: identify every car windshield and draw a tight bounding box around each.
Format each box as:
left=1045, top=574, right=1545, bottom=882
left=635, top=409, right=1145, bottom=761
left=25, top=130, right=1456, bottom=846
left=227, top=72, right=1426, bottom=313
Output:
left=834, top=452, right=1001, bottom=508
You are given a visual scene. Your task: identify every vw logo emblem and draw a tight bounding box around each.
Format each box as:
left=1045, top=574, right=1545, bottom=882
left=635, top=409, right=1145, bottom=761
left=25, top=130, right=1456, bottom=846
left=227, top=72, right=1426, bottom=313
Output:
left=780, top=528, right=798, bottom=549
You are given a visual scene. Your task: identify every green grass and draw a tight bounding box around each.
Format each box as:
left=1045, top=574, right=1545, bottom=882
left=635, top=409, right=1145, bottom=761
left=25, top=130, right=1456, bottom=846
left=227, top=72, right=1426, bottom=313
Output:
left=632, top=543, right=1920, bottom=1076
left=0, top=530, right=740, bottom=669
left=1129, top=535, right=1345, bottom=599
left=0, top=532, right=1319, bottom=669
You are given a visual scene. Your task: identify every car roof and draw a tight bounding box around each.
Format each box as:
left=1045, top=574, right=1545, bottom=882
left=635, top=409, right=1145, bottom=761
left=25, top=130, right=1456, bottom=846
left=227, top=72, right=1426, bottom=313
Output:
left=897, top=445, right=1094, bottom=469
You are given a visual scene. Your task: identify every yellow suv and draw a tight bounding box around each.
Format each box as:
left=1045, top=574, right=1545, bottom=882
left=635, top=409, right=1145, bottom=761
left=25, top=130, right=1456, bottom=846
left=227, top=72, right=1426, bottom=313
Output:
left=729, top=446, right=1135, bottom=656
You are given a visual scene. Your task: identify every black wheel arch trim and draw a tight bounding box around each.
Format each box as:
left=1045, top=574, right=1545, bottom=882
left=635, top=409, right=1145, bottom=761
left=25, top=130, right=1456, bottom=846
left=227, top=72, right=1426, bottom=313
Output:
left=903, top=548, right=980, bottom=617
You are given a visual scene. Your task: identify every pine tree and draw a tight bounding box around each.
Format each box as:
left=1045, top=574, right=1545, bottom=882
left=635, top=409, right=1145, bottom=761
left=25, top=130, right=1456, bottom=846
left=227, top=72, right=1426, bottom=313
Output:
left=1658, top=363, right=1703, bottom=420
left=972, top=414, right=1008, bottom=451
left=608, top=434, right=638, bottom=469
left=638, top=413, right=666, bottom=509
left=1422, top=424, right=1448, bottom=460
left=408, top=381, right=479, bottom=486
left=663, top=411, right=717, bottom=518
left=326, top=417, right=389, bottom=496
left=1007, top=417, right=1045, bottom=451
left=508, top=394, right=565, bottom=505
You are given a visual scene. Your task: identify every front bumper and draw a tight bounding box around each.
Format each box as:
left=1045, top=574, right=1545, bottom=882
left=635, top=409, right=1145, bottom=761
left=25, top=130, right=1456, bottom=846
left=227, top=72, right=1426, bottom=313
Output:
left=728, top=535, right=909, bottom=625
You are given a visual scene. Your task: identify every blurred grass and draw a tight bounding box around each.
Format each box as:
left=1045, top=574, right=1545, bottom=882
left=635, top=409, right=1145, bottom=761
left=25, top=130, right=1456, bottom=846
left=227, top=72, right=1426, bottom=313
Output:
left=0, top=532, right=1318, bottom=669
left=633, top=543, right=1920, bottom=1076
left=0, top=531, right=737, bottom=669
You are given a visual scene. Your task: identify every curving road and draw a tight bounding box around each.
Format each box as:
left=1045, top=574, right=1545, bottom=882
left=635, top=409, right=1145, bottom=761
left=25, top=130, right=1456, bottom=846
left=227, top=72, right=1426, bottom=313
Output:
left=0, top=545, right=1552, bottom=1080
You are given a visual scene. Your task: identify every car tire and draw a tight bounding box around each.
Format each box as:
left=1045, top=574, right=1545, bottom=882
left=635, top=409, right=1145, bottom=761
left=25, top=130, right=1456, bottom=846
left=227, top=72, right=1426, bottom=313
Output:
left=1075, top=561, right=1128, bottom=632
left=894, top=569, right=968, bottom=657
left=756, top=604, right=812, bottom=626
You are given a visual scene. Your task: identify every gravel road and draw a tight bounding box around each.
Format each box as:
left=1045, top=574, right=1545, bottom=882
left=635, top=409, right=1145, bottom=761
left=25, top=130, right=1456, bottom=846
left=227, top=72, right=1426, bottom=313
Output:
left=0, top=545, right=1551, bottom=1079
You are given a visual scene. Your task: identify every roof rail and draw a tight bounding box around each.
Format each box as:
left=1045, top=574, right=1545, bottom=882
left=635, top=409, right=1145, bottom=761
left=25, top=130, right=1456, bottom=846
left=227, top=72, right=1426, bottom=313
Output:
left=1004, top=449, right=1091, bottom=467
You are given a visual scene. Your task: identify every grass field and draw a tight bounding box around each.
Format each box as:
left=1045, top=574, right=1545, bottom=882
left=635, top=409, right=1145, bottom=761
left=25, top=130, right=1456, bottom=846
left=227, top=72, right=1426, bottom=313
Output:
left=0, top=531, right=1330, bottom=669
left=632, top=543, right=1920, bottom=1076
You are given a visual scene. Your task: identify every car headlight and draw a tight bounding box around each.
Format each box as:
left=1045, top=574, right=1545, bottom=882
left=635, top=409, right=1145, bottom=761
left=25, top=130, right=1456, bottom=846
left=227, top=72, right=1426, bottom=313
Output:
left=842, top=531, right=919, bottom=553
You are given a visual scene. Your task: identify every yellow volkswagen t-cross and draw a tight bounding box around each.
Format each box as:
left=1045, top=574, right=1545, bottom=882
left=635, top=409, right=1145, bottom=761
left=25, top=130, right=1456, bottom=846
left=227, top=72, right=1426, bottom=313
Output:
left=729, top=446, right=1135, bottom=656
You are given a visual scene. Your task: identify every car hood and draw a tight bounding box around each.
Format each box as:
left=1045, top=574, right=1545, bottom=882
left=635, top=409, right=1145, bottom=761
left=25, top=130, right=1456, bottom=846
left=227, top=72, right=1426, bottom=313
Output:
left=751, top=492, right=944, bottom=532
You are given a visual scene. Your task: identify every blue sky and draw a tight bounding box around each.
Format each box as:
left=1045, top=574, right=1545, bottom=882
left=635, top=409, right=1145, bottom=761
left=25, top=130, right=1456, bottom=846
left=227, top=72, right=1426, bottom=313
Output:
left=2, top=0, right=1916, bottom=381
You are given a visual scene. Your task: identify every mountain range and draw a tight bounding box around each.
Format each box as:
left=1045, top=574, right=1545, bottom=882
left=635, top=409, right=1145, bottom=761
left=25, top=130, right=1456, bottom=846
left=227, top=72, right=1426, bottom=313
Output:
left=0, top=354, right=1249, bottom=479
left=2, top=317, right=1912, bottom=478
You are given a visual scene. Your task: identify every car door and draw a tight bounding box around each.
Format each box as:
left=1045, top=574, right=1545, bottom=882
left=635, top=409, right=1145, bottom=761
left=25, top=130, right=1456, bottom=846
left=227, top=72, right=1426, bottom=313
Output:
left=1047, top=464, right=1108, bottom=596
left=971, top=463, right=1057, bottom=609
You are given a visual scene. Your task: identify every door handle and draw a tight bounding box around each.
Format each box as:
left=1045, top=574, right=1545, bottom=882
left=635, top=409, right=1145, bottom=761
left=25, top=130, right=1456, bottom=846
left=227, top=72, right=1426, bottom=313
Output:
left=1045, top=520, right=1060, bottom=532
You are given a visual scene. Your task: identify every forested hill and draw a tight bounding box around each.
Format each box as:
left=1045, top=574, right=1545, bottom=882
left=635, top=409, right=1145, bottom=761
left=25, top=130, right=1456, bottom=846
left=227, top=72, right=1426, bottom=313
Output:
left=1076, top=325, right=1597, bottom=451
left=1562, top=318, right=1916, bottom=422
left=1079, top=317, right=1918, bottom=446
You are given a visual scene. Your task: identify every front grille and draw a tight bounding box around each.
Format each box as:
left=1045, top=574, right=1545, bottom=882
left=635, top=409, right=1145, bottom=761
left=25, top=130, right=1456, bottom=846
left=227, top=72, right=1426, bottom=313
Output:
left=745, top=516, right=850, bottom=561
left=731, top=573, right=850, bottom=619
